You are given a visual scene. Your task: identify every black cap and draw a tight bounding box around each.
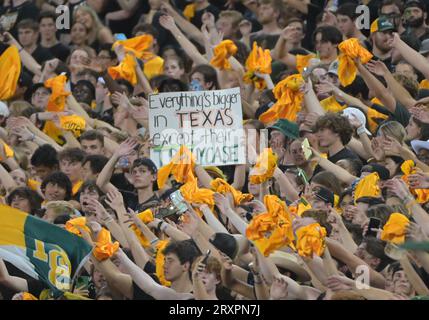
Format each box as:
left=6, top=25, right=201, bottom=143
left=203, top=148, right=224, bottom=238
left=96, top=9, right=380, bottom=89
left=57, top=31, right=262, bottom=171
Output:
left=131, top=157, right=158, bottom=174
left=405, top=0, right=427, bottom=12
left=362, top=163, right=390, bottom=181
left=314, top=187, right=335, bottom=207
left=24, top=83, right=51, bottom=102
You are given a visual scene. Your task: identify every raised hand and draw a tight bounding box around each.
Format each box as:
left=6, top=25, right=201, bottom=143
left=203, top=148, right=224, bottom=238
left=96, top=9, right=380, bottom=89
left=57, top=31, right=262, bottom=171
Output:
left=177, top=212, right=198, bottom=236
left=85, top=198, right=111, bottom=221
left=201, top=11, right=216, bottom=30
left=383, top=136, right=403, bottom=156
left=406, top=222, right=428, bottom=242
left=104, top=189, right=125, bottom=213
left=114, top=137, right=139, bottom=158
left=159, top=15, right=177, bottom=32
left=269, top=276, right=288, bottom=300
left=347, top=114, right=363, bottom=129
left=10, top=126, right=34, bottom=142
left=384, top=178, right=413, bottom=200
left=366, top=60, right=389, bottom=77
left=213, top=193, right=231, bottom=213
left=192, top=256, right=207, bottom=280
left=326, top=275, right=353, bottom=292
left=408, top=171, right=429, bottom=189
left=281, top=24, right=300, bottom=42
left=410, top=106, right=429, bottom=124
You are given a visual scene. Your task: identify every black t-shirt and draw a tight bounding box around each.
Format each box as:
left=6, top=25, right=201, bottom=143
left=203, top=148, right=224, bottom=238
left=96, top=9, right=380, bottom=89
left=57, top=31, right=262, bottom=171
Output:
left=393, top=102, right=411, bottom=127
left=249, top=33, right=280, bottom=50
left=302, top=0, right=326, bottom=51
left=31, top=45, right=54, bottom=65
left=43, top=43, right=71, bottom=62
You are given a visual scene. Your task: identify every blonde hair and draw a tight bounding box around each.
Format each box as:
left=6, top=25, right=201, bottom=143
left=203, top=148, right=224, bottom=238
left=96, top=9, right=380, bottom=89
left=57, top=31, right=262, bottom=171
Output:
left=8, top=100, right=33, bottom=117
left=73, top=5, right=104, bottom=42
left=377, top=121, right=407, bottom=145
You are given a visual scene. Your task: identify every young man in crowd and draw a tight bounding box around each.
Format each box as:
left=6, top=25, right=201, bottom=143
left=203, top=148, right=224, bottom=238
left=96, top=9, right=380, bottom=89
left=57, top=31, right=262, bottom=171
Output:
left=38, top=11, right=70, bottom=61
left=249, top=0, right=283, bottom=50
left=2, top=0, right=429, bottom=303
left=16, top=19, right=53, bottom=66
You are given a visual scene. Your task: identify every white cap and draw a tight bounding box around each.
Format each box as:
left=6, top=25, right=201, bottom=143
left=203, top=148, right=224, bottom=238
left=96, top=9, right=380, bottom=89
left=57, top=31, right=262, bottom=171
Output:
left=342, top=107, right=371, bottom=136
left=0, top=101, right=10, bottom=117
left=328, top=60, right=339, bottom=77
left=411, top=139, right=429, bottom=153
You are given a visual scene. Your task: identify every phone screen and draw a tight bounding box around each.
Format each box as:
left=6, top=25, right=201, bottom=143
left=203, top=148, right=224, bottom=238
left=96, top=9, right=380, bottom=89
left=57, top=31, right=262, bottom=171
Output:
left=301, top=138, right=312, bottom=160
left=367, top=218, right=381, bottom=237
left=114, top=33, right=127, bottom=41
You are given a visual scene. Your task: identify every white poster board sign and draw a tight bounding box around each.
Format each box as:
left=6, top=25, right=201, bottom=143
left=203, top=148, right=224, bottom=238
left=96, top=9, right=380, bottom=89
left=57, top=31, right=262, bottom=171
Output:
left=149, top=87, right=245, bottom=168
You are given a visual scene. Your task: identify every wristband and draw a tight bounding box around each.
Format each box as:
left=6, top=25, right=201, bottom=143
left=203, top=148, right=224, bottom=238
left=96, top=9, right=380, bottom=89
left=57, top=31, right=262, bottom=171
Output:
left=156, top=221, right=164, bottom=233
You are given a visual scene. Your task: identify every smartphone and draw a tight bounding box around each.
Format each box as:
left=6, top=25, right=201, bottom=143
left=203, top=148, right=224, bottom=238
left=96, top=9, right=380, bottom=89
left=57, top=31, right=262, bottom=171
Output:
left=170, top=190, right=188, bottom=215
left=301, top=138, right=312, bottom=160
left=366, top=217, right=381, bottom=237
left=114, top=33, right=127, bottom=41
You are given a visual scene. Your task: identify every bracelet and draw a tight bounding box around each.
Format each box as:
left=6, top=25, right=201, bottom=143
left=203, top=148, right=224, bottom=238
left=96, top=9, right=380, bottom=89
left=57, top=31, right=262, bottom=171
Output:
left=150, top=238, right=160, bottom=246
left=156, top=221, right=164, bottom=233
left=29, top=133, right=36, bottom=142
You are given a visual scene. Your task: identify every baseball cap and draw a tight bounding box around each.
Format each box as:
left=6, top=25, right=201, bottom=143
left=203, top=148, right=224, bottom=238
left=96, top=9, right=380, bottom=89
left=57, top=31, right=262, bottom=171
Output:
left=0, top=101, right=10, bottom=117
left=268, top=119, right=299, bottom=140
left=411, top=139, right=429, bottom=153
left=370, top=17, right=396, bottom=34
left=342, top=107, right=372, bottom=136
left=24, top=83, right=51, bottom=102
left=131, top=157, right=158, bottom=174
left=404, top=0, right=427, bottom=12
left=314, top=186, right=335, bottom=207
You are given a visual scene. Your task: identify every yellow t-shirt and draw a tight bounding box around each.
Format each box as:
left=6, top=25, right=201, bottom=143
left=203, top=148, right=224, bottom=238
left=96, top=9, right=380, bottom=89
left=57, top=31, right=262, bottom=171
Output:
left=143, top=56, right=164, bottom=80
left=320, top=96, right=346, bottom=113
left=72, top=180, right=84, bottom=196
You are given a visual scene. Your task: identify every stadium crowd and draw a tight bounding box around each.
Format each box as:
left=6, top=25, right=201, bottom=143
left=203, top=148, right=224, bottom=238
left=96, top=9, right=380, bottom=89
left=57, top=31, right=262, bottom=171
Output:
left=1, top=0, right=429, bottom=300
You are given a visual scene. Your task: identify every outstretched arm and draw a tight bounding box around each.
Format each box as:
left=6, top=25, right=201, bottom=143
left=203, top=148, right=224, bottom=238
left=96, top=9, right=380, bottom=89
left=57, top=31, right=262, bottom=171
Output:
left=116, top=249, right=193, bottom=300
left=0, top=259, right=29, bottom=293
left=159, top=15, right=207, bottom=66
